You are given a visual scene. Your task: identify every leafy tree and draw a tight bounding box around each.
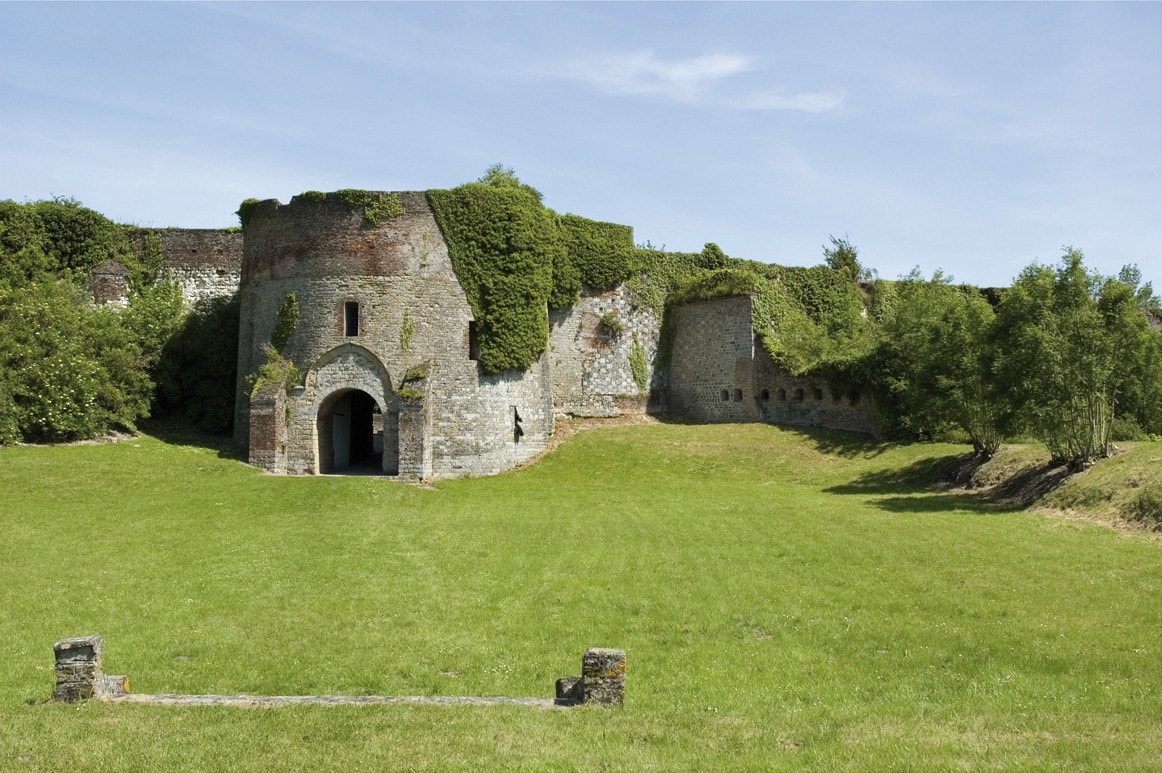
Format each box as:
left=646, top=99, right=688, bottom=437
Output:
left=698, top=242, right=729, bottom=270
left=477, top=163, right=543, bottom=202
left=823, top=234, right=872, bottom=281
left=875, top=270, right=1003, bottom=456
left=993, top=249, right=1152, bottom=466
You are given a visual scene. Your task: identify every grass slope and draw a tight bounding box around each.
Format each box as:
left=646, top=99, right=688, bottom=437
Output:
left=1, top=424, right=1159, bottom=770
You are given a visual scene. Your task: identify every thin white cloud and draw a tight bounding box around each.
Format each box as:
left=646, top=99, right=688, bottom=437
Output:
left=731, top=89, right=846, bottom=114
left=569, top=50, right=753, bottom=102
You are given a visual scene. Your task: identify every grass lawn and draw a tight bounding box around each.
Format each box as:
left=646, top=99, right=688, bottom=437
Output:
left=1, top=423, right=1159, bottom=770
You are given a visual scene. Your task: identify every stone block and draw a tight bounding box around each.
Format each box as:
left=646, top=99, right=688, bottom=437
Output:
left=581, top=647, right=626, bottom=707
left=53, top=635, right=103, bottom=703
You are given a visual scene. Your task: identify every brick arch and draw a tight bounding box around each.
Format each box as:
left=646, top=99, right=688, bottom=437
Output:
left=299, top=343, right=400, bottom=475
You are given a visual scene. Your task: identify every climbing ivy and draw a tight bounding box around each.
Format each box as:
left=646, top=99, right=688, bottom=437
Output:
left=426, top=184, right=559, bottom=374
left=400, top=308, right=416, bottom=352
left=628, top=333, right=649, bottom=392
left=558, top=215, right=634, bottom=293
left=270, top=293, right=299, bottom=353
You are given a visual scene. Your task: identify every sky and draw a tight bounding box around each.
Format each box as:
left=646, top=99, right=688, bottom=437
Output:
left=2, top=2, right=1159, bottom=288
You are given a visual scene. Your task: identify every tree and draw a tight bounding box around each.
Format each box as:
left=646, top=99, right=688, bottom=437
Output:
left=875, top=270, right=1003, bottom=456
left=0, top=279, right=152, bottom=443
left=823, top=234, right=872, bottom=281
left=993, top=249, right=1152, bottom=466
left=698, top=242, right=728, bottom=270
left=476, top=163, right=543, bottom=202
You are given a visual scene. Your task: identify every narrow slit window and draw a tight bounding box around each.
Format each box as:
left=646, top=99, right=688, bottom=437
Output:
left=468, top=321, right=480, bottom=361
left=344, top=302, right=359, bottom=337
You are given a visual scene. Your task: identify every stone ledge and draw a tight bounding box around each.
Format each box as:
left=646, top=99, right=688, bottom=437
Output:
left=104, top=693, right=557, bottom=709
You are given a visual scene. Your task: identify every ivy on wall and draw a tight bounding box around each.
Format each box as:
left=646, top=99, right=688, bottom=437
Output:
left=426, top=182, right=642, bottom=373
left=558, top=215, right=634, bottom=294
left=333, top=190, right=404, bottom=226
left=426, top=184, right=559, bottom=374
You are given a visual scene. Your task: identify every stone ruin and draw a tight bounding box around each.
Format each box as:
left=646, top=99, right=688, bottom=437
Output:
left=89, top=189, right=879, bottom=482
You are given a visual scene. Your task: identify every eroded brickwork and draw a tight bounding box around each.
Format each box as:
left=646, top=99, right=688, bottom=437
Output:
left=548, top=287, right=661, bottom=417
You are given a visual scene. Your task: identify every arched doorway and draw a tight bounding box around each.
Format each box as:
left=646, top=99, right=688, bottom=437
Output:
left=317, top=389, right=399, bottom=475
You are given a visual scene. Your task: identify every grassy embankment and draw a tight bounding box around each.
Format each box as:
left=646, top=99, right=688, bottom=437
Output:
left=1, top=423, right=1159, bottom=770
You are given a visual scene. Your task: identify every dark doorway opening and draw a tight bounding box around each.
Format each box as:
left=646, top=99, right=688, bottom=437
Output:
left=317, top=389, right=398, bottom=475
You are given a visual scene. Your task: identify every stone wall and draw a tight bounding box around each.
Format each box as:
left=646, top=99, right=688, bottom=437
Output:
left=140, top=229, right=243, bottom=305
left=548, top=286, right=661, bottom=417
left=667, top=294, right=879, bottom=435
left=668, top=295, right=762, bottom=423
left=88, top=259, right=130, bottom=306
left=751, top=344, right=879, bottom=435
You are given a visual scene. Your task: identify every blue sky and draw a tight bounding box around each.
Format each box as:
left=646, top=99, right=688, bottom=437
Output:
left=2, top=2, right=1159, bottom=287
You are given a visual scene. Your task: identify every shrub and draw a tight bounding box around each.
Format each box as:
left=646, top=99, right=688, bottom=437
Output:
left=333, top=190, right=404, bottom=226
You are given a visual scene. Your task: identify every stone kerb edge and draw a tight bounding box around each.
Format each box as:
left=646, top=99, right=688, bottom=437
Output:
left=53, top=637, right=624, bottom=709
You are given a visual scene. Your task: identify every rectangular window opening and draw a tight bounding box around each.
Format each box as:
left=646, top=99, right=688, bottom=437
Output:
left=344, top=301, right=359, bottom=336
left=468, top=321, right=480, bottom=361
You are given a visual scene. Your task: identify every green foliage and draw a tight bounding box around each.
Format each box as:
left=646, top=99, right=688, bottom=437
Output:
left=624, top=248, right=706, bottom=316
left=396, top=363, right=427, bottom=402
left=698, top=242, right=729, bottom=270
left=333, top=189, right=404, bottom=226
left=249, top=343, right=302, bottom=400
left=628, top=333, right=649, bottom=392
left=294, top=190, right=328, bottom=204
left=153, top=295, right=240, bottom=434
left=992, top=249, right=1153, bottom=466
left=119, top=279, right=185, bottom=372
left=270, top=293, right=299, bottom=353
left=0, top=279, right=152, bottom=443
left=476, top=163, right=543, bottom=202
left=872, top=271, right=1003, bottom=456
left=0, top=198, right=151, bottom=286
left=598, top=310, right=625, bottom=334
left=236, top=198, right=260, bottom=230
left=426, top=184, right=559, bottom=374
left=556, top=214, right=634, bottom=294
left=822, top=234, right=872, bottom=281
left=400, top=308, right=416, bottom=352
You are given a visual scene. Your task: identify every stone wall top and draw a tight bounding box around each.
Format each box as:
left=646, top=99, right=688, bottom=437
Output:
left=241, top=191, right=448, bottom=284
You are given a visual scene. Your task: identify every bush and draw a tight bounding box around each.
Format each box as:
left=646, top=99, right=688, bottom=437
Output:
left=0, top=279, right=152, bottom=443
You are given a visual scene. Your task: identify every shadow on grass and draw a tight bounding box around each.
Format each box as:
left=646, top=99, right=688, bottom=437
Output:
left=138, top=418, right=245, bottom=462
left=825, top=450, right=1075, bottom=515
left=774, top=425, right=894, bottom=459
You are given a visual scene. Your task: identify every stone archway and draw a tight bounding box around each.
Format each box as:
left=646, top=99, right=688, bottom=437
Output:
left=316, top=388, right=400, bottom=475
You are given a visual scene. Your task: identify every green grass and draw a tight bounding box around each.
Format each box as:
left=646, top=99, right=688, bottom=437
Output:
left=1, top=424, right=1159, bottom=770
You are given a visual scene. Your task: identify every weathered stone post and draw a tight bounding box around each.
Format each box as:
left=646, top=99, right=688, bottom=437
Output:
left=248, top=380, right=288, bottom=473
left=555, top=648, right=626, bottom=707
left=53, top=636, right=104, bottom=702
left=397, top=399, right=430, bottom=480
left=53, top=636, right=128, bottom=702
left=582, top=648, right=626, bottom=706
